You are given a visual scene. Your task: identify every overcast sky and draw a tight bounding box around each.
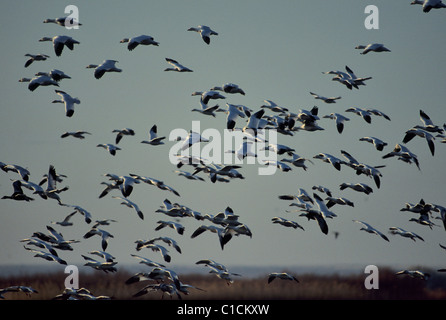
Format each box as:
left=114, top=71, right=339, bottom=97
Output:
left=1, top=1, right=446, bottom=277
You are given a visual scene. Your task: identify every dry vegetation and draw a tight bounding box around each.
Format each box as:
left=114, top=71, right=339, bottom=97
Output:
left=1, top=267, right=446, bottom=300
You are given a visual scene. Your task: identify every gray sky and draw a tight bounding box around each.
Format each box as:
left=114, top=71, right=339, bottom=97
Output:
left=1, top=1, right=446, bottom=276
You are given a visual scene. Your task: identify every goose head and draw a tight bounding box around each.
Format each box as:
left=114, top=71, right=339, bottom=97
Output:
left=38, top=37, right=53, bottom=42
left=119, top=38, right=130, bottom=43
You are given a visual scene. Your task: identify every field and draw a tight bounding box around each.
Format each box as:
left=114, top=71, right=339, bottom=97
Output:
left=1, top=267, right=446, bottom=300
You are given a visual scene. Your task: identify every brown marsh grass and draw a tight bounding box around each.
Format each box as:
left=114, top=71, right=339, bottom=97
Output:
left=1, top=267, right=446, bottom=300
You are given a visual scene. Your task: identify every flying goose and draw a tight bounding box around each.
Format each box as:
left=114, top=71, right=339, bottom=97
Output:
left=313, top=153, right=344, bottom=171
left=191, top=98, right=220, bottom=117
left=359, top=136, right=388, bottom=151
left=164, top=58, right=193, bottom=72
left=143, top=236, right=182, bottom=254
left=61, top=131, right=91, bottom=139
left=310, top=92, right=341, bottom=103
left=38, top=35, right=80, bottom=56
left=130, top=253, right=166, bottom=268
left=82, top=255, right=117, bottom=273
left=411, top=0, right=446, bottom=12
left=25, top=75, right=59, bottom=91
left=2, top=180, right=34, bottom=202
left=120, top=35, right=159, bottom=50
left=51, top=211, right=77, bottom=227
left=11, top=179, right=47, bottom=200
left=267, top=272, right=299, bottom=284
left=20, top=237, right=58, bottom=257
left=129, top=174, right=180, bottom=196
left=211, top=83, right=245, bottom=95
left=24, top=53, right=50, bottom=68
left=97, top=143, right=121, bottom=156
left=141, top=125, right=166, bottom=145
left=261, top=100, right=289, bottom=113
left=1, top=163, right=30, bottom=181
left=136, top=242, right=171, bottom=263
left=281, top=154, right=313, bottom=171
left=174, top=170, right=205, bottom=181
left=382, top=144, right=420, bottom=170
left=23, top=246, right=67, bottom=265
left=112, top=128, right=135, bottom=144
left=395, top=269, right=430, bottom=280
left=191, top=90, right=226, bottom=105
left=155, top=220, right=185, bottom=235
left=224, top=103, right=246, bottom=130
left=35, top=69, right=71, bottom=82
left=413, top=110, right=444, bottom=134
left=340, top=182, right=373, bottom=195
left=178, top=130, right=210, bottom=151
left=226, top=140, right=257, bottom=161
left=312, top=185, right=332, bottom=197
left=353, top=220, right=389, bottom=242
left=112, top=196, right=144, bottom=220
left=191, top=225, right=226, bottom=249
left=355, top=43, right=391, bottom=54
left=389, top=227, right=424, bottom=242
left=324, top=66, right=372, bottom=90
left=323, top=113, right=350, bottom=134
left=52, top=90, right=80, bottom=117
left=44, top=225, right=79, bottom=251
left=272, top=217, right=305, bottom=231
left=187, top=25, right=218, bottom=44
left=403, top=127, right=436, bottom=156
left=207, top=265, right=242, bottom=285
left=86, top=60, right=122, bottom=79
left=43, top=16, right=82, bottom=27
left=345, top=107, right=372, bottom=123
left=132, top=283, right=182, bottom=299
left=0, top=286, right=38, bottom=299
left=83, top=227, right=114, bottom=251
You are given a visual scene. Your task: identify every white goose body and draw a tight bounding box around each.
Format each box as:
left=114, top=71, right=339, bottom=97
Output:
left=187, top=25, right=218, bottom=44
left=120, top=35, right=159, bottom=51
left=39, top=35, right=80, bottom=56
left=52, top=90, right=80, bottom=117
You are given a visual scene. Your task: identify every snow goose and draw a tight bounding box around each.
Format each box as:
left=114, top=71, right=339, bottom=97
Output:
left=2, top=180, right=34, bottom=202
left=0, top=286, right=38, bottom=299
left=129, top=173, right=180, bottom=196
left=1, top=163, right=30, bottom=181
left=38, top=35, right=79, bottom=57
left=51, top=211, right=77, bottom=227
left=133, top=283, right=181, bottom=299
left=174, top=170, right=205, bottom=181
left=112, top=128, right=135, bottom=144
left=353, top=220, right=389, bottom=242
left=61, top=131, right=91, bottom=140
left=310, top=92, right=341, bottom=104
left=136, top=243, right=172, bottom=263
left=345, top=107, right=372, bottom=123
left=211, top=83, right=245, bottom=95
left=12, top=179, right=47, bottom=200
left=272, top=217, right=305, bottom=231
left=313, top=153, right=344, bottom=171
left=403, top=128, right=436, bottom=156
left=263, top=160, right=292, bottom=172
left=112, top=196, right=144, bottom=220
left=86, top=60, right=122, bottom=79
left=281, top=154, right=313, bottom=171
left=191, top=90, right=225, bottom=105
left=82, top=255, right=117, bottom=273
left=279, top=188, right=314, bottom=204
left=43, top=16, right=82, bottom=27
left=207, top=266, right=241, bottom=285
left=226, top=140, right=257, bottom=161
left=267, top=272, right=299, bottom=284
left=411, top=0, right=446, bottom=12
left=24, top=53, right=50, bottom=68
left=325, top=196, right=354, bottom=209
left=325, top=65, right=372, bottom=90
left=23, top=246, right=67, bottom=265
left=312, top=185, right=332, bottom=197
left=191, top=225, right=226, bottom=249
left=20, top=237, right=58, bottom=257
left=26, top=75, right=59, bottom=91
left=130, top=253, right=166, bottom=268
left=224, top=103, right=246, bottom=130
left=83, top=227, right=114, bottom=251
left=52, top=90, right=80, bottom=117
left=395, top=269, right=430, bottom=280
left=191, top=98, right=220, bottom=117
left=389, top=227, right=424, bottom=242
left=323, top=113, right=350, bottom=134
left=382, top=144, right=420, bottom=170
left=164, top=58, right=193, bottom=72
left=141, top=125, right=166, bottom=145
left=414, top=110, right=444, bottom=133
left=36, top=69, right=71, bottom=82
left=97, top=143, right=121, bottom=156
left=88, top=250, right=116, bottom=263
left=146, top=236, right=182, bottom=254
left=299, top=207, right=329, bottom=235
left=155, top=220, right=185, bottom=235
left=340, top=182, right=373, bottom=195
left=261, top=100, right=289, bottom=113
left=187, top=25, right=218, bottom=44
left=45, top=225, right=79, bottom=251
left=178, top=130, right=210, bottom=151
left=120, top=35, right=159, bottom=51
left=355, top=43, right=391, bottom=55
left=261, top=143, right=295, bottom=156
left=359, top=136, right=388, bottom=151
left=242, top=109, right=265, bottom=135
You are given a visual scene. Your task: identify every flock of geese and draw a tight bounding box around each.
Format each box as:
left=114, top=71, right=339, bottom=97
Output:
left=1, top=2, right=446, bottom=300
